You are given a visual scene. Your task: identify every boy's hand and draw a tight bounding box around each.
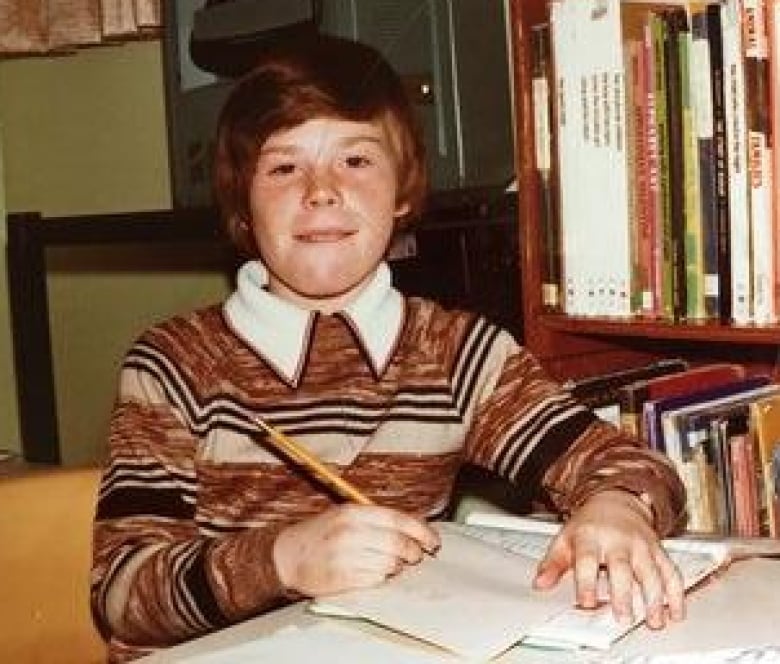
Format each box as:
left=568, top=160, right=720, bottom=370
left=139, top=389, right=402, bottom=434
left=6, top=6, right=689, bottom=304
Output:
left=533, top=490, right=685, bottom=629
left=272, top=504, right=440, bottom=597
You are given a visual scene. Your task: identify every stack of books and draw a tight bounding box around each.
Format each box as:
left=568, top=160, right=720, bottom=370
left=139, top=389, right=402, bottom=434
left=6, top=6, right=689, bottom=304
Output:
left=568, top=358, right=780, bottom=537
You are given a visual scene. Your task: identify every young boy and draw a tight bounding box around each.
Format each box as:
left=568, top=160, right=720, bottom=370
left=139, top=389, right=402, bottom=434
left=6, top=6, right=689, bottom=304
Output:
left=91, top=35, right=686, bottom=661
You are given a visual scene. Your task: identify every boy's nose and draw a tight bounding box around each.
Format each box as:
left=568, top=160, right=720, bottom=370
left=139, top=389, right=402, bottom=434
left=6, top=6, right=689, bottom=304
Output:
left=304, top=170, right=341, bottom=208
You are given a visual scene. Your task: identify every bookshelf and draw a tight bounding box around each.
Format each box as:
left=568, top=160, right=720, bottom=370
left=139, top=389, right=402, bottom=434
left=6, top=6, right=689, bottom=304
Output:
left=508, top=0, right=780, bottom=383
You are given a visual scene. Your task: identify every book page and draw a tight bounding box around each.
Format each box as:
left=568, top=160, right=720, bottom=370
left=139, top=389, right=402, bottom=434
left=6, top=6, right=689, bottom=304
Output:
left=182, top=623, right=458, bottom=663
left=621, top=647, right=780, bottom=663
left=460, top=512, right=780, bottom=650
left=310, top=523, right=574, bottom=660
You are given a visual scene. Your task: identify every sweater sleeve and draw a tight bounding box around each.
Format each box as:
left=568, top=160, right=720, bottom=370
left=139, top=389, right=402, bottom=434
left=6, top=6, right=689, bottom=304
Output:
left=91, top=356, right=289, bottom=655
left=463, top=329, right=687, bottom=537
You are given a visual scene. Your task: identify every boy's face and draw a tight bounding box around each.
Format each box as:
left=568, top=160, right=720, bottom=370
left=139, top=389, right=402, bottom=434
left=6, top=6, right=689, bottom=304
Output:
left=247, top=117, right=409, bottom=312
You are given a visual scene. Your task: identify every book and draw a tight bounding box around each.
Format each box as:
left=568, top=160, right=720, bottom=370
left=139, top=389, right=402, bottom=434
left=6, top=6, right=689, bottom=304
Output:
left=690, top=3, right=720, bottom=320
left=531, top=22, right=562, bottom=312
left=680, top=7, right=705, bottom=320
left=551, top=0, right=632, bottom=317
left=749, top=393, right=780, bottom=535
left=663, top=7, right=690, bottom=321
left=679, top=402, right=761, bottom=534
left=626, top=36, right=646, bottom=313
left=656, top=381, right=779, bottom=532
left=705, top=1, right=733, bottom=323
left=771, top=0, right=780, bottom=319
left=311, top=517, right=780, bottom=657
left=618, top=362, right=746, bottom=438
left=310, top=523, right=575, bottom=660
left=721, top=0, right=753, bottom=323
left=725, top=410, right=762, bottom=536
left=460, top=512, right=780, bottom=650
left=645, top=14, right=665, bottom=317
left=622, top=3, right=670, bottom=317
left=743, top=0, right=774, bottom=324
left=566, top=358, right=688, bottom=424
left=642, top=374, right=773, bottom=450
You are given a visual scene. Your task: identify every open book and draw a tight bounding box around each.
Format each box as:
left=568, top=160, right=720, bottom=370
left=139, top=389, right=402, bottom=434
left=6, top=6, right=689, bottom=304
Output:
left=311, top=516, right=780, bottom=660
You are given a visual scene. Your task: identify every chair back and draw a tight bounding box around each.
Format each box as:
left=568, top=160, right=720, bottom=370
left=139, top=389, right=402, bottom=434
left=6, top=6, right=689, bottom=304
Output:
left=0, top=466, right=106, bottom=663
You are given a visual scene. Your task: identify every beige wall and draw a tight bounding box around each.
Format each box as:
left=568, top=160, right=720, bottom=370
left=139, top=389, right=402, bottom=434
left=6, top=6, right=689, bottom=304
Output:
left=0, top=41, right=230, bottom=465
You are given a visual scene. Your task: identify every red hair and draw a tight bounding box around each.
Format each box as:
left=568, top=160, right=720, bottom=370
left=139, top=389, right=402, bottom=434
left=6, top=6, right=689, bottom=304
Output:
left=212, top=35, right=428, bottom=256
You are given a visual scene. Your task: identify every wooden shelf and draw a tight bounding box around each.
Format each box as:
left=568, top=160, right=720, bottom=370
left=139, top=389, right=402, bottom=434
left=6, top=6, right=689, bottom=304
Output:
left=539, top=315, right=780, bottom=346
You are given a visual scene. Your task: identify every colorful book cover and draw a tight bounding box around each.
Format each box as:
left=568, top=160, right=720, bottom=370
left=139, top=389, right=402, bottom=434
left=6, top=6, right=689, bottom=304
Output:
left=618, top=362, right=746, bottom=439
left=568, top=357, right=688, bottom=410
left=643, top=375, right=774, bottom=451
left=748, top=393, right=780, bottom=535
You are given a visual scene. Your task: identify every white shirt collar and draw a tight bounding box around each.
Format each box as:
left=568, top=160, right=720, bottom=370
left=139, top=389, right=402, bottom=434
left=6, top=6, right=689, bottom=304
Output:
left=223, top=260, right=404, bottom=386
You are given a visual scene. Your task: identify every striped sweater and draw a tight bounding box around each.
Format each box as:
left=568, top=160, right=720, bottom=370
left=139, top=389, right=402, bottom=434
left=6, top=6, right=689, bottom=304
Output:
left=91, top=262, right=685, bottom=661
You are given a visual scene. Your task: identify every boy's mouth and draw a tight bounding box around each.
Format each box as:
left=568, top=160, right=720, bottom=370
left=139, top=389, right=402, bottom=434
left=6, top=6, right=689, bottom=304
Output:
left=296, top=230, right=354, bottom=243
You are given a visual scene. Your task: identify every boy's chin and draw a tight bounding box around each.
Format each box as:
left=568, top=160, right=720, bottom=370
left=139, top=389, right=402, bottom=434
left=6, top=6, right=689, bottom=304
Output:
left=297, top=278, right=369, bottom=308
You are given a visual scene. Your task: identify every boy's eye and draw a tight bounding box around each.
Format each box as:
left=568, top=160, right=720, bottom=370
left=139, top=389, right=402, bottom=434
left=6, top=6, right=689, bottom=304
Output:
left=267, top=163, right=297, bottom=176
left=344, top=154, right=372, bottom=168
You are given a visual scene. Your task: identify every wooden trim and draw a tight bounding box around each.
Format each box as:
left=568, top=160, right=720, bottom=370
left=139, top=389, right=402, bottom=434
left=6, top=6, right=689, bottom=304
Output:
left=5, top=208, right=224, bottom=463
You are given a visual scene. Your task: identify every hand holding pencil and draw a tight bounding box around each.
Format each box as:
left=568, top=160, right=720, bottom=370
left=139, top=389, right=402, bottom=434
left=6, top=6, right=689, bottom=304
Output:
left=255, top=415, right=440, bottom=597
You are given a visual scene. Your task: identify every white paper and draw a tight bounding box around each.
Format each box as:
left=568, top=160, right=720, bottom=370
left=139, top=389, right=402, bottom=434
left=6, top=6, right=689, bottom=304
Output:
left=183, top=622, right=458, bottom=664
left=311, top=524, right=573, bottom=660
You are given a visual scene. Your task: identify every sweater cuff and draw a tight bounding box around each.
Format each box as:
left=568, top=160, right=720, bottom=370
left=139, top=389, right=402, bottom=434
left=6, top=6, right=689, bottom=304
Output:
left=207, top=525, right=291, bottom=621
left=571, top=477, right=684, bottom=537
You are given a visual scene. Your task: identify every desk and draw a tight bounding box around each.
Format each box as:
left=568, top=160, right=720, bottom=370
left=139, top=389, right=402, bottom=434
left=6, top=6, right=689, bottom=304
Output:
left=138, top=558, right=780, bottom=663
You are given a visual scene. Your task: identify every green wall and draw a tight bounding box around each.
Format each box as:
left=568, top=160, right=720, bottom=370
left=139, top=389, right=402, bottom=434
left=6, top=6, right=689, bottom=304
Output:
left=0, top=41, right=230, bottom=465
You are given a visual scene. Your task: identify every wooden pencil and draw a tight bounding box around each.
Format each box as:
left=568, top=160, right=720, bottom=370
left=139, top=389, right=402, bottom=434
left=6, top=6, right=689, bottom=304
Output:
left=254, top=416, right=374, bottom=506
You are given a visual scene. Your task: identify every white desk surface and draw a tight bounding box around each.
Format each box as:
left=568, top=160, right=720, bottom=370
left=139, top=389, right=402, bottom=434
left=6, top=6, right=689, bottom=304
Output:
left=139, top=558, right=780, bottom=663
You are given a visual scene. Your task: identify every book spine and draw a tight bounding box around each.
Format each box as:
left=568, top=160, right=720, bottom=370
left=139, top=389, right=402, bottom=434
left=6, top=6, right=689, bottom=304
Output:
left=680, top=23, right=706, bottom=320
left=692, top=6, right=721, bottom=320
left=531, top=23, right=562, bottom=312
left=691, top=414, right=730, bottom=534
left=664, top=8, right=690, bottom=321
left=749, top=399, right=774, bottom=535
left=618, top=382, right=649, bottom=439
left=652, top=12, right=675, bottom=319
left=771, top=0, right=780, bottom=320
left=551, top=0, right=583, bottom=316
left=692, top=433, right=719, bottom=532
left=569, top=357, right=687, bottom=406
left=706, top=3, right=733, bottom=323
left=645, top=19, right=663, bottom=317
left=728, top=412, right=761, bottom=536
left=722, top=0, right=753, bottom=324
left=710, top=416, right=736, bottom=533
left=626, top=39, right=644, bottom=314
left=555, top=0, right=630, bottom=317
left=743, top=0, right=774, bottom=324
